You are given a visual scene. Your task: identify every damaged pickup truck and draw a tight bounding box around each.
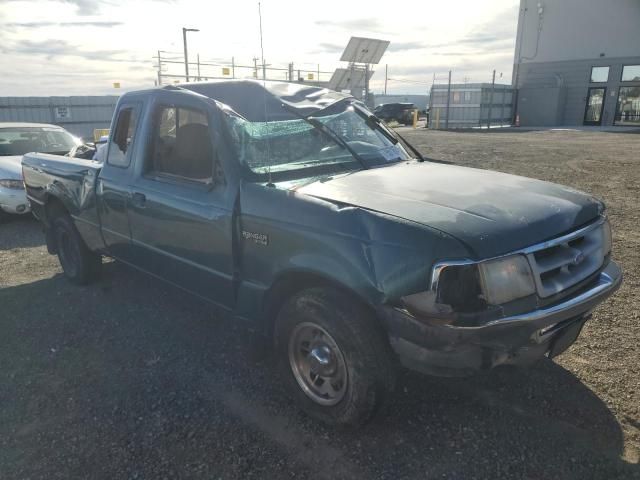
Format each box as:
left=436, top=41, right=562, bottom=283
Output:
left=22, top=80, right=622, bottom=425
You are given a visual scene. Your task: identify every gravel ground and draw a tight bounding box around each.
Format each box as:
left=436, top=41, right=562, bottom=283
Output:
left=1, top=129, right=639, bottom=479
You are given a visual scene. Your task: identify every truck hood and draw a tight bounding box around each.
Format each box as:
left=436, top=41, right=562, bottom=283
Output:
left=0, top=155, right=24, bottom=180
left=297, top=161, right=602, bottom=259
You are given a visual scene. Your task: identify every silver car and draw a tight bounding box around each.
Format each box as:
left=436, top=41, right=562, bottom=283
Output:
left=0, top=123, right=80, bottom=217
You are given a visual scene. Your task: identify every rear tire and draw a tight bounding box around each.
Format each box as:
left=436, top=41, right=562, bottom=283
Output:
left=52, top=214, right=101, bottom=285
left=275, top=287, right=396, bottom=426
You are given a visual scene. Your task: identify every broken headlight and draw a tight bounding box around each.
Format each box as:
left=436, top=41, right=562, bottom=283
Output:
left=403, top=255, right=537, bottom=321
left=478, top=255, right=536, bottom=305
left=401, top=264, right=484, bottom=322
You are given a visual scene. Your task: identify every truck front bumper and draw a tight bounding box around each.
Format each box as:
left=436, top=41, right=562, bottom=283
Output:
left=0, top=186, right=30, bottom=215
left=379, top=261, right=622, bottom=377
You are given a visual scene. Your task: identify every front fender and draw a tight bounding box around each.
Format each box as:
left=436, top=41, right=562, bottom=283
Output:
left=235, top=182, right=469, bottom=323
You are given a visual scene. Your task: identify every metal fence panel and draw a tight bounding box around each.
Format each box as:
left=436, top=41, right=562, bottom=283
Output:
left=0, top=95, right=119, bottom=139
left=429, top=83, right=514, bottom=129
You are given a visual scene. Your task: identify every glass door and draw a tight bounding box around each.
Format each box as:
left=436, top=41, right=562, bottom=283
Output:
left=583, top=87, right=606, bottom=125
left=614, top=86, right=640, bottom=126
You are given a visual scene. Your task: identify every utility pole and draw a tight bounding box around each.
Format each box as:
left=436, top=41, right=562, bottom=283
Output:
left=197, top=54, right=201, bottom=82
left=182, top=27, right=199, bottom=82
left=384, top=64, right=388, bottom=95
left=232, top=56, right=235, bottom=78
left=487, top=69, right=496, bottom=129
left=445, top=70, right=452, bottom=130
left=253, top=57, right=259, bottom=78
left=157, top=50, right=162, bottom=86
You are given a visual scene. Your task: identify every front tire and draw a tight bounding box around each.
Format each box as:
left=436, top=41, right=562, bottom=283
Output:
left=52, top=214, right=101, bottom=285
left=275, top=287, right=396, bottom=426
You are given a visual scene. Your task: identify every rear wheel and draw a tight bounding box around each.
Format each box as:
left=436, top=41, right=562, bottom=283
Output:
left=52, top=214, right=101, bottom=285
left=275, top=287, right=396, bottom=426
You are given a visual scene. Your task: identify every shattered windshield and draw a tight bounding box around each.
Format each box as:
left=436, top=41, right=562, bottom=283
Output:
left=223, top=100, right=411, bottom=180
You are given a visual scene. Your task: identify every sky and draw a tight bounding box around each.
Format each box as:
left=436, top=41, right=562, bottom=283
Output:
left=0, top=0, right=520, bottom=96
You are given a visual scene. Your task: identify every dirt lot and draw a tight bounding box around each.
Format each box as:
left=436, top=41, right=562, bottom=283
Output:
left=1, top=129, right=639, bottom=479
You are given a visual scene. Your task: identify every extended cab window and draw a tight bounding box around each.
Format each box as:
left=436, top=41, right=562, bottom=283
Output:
left=146, top=106, right=215, bottom=184
left=107, top=106, right=138, bottom=167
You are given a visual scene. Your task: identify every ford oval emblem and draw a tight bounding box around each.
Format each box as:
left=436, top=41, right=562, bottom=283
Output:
left=572, top=252, right=585, bottom=266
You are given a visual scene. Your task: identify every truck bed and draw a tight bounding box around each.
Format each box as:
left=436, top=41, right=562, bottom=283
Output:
left=22, top=152, right=104, bottom=250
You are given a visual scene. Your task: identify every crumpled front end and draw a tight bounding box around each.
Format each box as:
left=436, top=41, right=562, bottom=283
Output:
left=378, top=217, right=623, bottom=376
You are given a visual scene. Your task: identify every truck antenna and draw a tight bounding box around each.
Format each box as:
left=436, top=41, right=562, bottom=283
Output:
left=258, top=1, right=274, bottom=187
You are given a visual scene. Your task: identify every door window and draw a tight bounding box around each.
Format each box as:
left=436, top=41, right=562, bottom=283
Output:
left=107, top=106, right=139, bottom=167
left=146, top=106, right=216, bottom=184
left=584, top=88, right=605, bottom=125
left=614, top=86, right=640, bottom=126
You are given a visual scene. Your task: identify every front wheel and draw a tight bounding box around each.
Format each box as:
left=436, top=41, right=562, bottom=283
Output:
left=52, top=214, right=101, bottom=285
left=275, top=287, right=396, bottom=426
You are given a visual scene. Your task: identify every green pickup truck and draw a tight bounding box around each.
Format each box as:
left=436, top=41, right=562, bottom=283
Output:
left=22, top=80, right=622, bottom=425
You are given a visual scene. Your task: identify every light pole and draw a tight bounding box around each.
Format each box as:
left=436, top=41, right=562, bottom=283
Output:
left=182, top=27, right=199, bottom=82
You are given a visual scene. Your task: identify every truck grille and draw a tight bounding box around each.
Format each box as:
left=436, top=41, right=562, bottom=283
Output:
left=526, top=222, right=607, bottom=298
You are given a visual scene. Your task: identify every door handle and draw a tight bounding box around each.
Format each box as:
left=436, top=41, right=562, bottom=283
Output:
left=131, top=192, right=146, bottom=208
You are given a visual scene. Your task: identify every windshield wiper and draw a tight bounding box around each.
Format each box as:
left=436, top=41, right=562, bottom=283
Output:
left=351, top=103, right=398, bottom=144
left=387, top=128, right=427, bottom=162
left=281, top=103, right=368, bottom=170
left=350, top=103, right=427, bottom=162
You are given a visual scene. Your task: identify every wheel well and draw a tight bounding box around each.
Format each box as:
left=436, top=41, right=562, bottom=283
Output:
left=262, top=271, right=379, bottom=339
left=42, top=196, right=69, bottom=254
left=44, top=196, right=68, bottom=226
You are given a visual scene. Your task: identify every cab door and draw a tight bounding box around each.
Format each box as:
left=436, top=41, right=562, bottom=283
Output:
left=126, top=90, right=235, bottom=308
left=97, top=102, right=141, bottom=261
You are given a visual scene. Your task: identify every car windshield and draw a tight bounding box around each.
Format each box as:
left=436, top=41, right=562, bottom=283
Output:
left=0, top=127, right=79, bottom=156
left=223, top=100, right=411, bottom=181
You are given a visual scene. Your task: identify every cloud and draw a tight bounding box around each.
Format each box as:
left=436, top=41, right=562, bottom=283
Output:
left=384, top=50, right=514, bottom=80
left=1, top=0, right=107, bottom=15
left=457, top=5, right=519, bottom=47
left=60, top=0, right=104, bottom=15
left=405, top=4, right=518, bottom=52
left=314, top=17, right=384, bottom=32
left=8, top=38, right=147, bottom=64
left=309, top=42, right=345, bottom=54
left=3, top=0, right=175, bottom=16
left=0, top=0, right=105, bottom=15
left=387, top=41, right=428, bottom=52
left=6, top=21, right=123, bottom=28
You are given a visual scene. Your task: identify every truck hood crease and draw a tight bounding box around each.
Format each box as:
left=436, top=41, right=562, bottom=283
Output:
left=297, top=162, right=602, bottom=259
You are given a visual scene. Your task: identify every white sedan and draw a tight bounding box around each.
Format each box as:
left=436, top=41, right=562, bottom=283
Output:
left=0, top=122, right=80, bottom=217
